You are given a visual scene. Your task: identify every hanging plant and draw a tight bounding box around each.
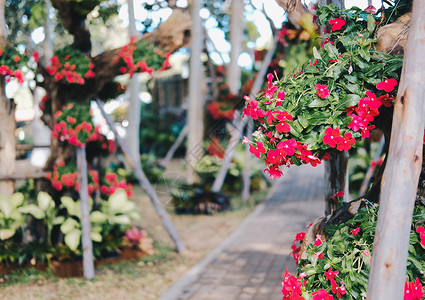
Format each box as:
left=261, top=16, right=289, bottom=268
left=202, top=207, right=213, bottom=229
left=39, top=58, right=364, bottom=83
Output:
left=242, top=5, right=403, bottom=179
left=0, top=46, right=35, bottom=83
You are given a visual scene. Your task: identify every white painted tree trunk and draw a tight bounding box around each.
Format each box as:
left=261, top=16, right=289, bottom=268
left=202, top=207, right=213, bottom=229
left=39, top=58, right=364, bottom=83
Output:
left=227, top=0, right=244, bottom=95
left=30, top=0, right=52, bottom=169
left=96, top=99, right=187, bottom=253
left=186, top=0, right=204, bottom=184
left=0, top=0, right=15, bottom=197
left=367, top=1, right=425, bottom=298
left=125, top=0, right=141, bottom=162
left=76, top=146, right=95, bottom=280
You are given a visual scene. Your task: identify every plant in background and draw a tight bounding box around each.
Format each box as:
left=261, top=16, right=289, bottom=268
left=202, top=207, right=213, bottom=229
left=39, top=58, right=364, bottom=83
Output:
left=123, top=227, right=155, bottom=255
left=282, top=202, right=425, bottom=300
left=59, top=196, right=105, bottom=253
left=242, top=5, right=402, bottom=179
left=0, top=46, right=34, bottom=84
left=45, top=46, right=94, bottom=85
left=0, top=193, right=28, bottom=240
left=20, top=192, right=64, bottom=246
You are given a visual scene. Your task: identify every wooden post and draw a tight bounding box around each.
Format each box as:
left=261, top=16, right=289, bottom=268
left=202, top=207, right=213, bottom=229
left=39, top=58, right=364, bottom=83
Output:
left=367, top=1, right=425, bottom=298
left=126, top=0, right=141, bottom=162
left=324, top=151, right=349, bottom=215
left=95, top=99, right=187, bottom=253
left=227, top=0, right=244, bottom=95
left=186, top=0, right=204, bottom=184
left=76, top=146, right=95, bottom=280
left=159, top=125, right=188, bottom=168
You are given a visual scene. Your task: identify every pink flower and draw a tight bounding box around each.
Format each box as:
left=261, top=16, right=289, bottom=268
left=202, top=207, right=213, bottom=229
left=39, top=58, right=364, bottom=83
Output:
left=362, top=250, right=370, bottom=257
left=315, top=84, right=330, bottom=99
left=266, top=149, right=283, bottom=165
left=277, top=139, right=297, bottom=156
left=312, top=289, right=333, bottom=300
left=282, top=270, right=304, bottom=299
left=376, top=78, right=397, bottom=92
left=329, top=18, right=345, bottom=31
left=331, top=191, right=344, bottom=198
left=242, top=136, right=249, bottom=144
left=404, top=278, right=423, bottom=300
left=351, top=227, right=360, bottom=236
left=264, top=165, right=283, bottom=179
left=365, top=5, right=376, bottom=14
left=294, top=232, right=306, bottom=242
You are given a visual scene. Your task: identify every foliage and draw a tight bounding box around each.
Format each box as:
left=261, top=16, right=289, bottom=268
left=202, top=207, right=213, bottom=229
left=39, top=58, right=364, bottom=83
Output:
left=283, top=202, right=425, bottom=300
left=243, top=5, right=402, bottom=179
left=0, top=193, right=28, bottom=240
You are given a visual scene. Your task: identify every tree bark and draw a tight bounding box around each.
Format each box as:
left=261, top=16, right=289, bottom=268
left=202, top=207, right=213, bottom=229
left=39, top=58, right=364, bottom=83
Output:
left=185, top=0, right=204, bottom=184
left=0, top=0, right=15, bottom=197
left=324, top=152, right=349, bottom=215
left=367, top=1, right=425, bottom=298
left=227, top=0, right=244, bottom=95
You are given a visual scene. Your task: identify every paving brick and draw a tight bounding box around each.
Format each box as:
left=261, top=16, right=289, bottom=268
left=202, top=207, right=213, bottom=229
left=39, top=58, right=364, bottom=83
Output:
left=161, top=165, right=325, bottom=300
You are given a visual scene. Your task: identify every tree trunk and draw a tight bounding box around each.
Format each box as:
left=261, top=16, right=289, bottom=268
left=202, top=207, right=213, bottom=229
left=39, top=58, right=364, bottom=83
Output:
left=324, top=152, right=349, bottom=215
left=76, top=146, right=95, bottom=280
left=30, top=0, right=52, bottom=169
left=0, top=0, right=15, bottom=197
left=367, top=1, right=425, bottom=298
left=241, top=119, right=253, bottom=201
left=185, top=0, right=204, bottom=184
left=125, top=0, right=141, bottom=162
left=227, top=0, right=244, bottom=95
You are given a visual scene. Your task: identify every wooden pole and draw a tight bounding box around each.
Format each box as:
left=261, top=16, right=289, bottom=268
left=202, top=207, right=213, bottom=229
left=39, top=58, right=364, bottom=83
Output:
left=227, top=0, right=244, bottom=95
left=159, top=125, right=188, bottom=168
left=95, top=99, right=187, bottom=253
left=186, top=0, right=204, bottom=184
left=367, top=1, right=425, bottom=298
left=76, top=146, right=95, bottom=280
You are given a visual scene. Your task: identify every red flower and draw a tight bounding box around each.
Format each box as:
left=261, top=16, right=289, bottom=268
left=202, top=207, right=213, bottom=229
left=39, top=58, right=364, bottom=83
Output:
left=404, top=278, right=423, bottom=300
left=377, top=94, right=394, bottom=107
left=329, top=18, right=345, bottom=31
left=242, top=97, right=266, bottom=120
left=282, top=270, right=304, bottom=299
left=264, top=165, right=283, bottom=179
left=416, top=226, right=425, bottom=247
left=325, top=267, right=339, bottom=282
left=323, top=128, right=343, bottom=148
left=351, top=227, right=360, bottom=236
left=13, top=55, right=20, bottom=62
left=376, top=78, right=397, bottom=92
left=33, top=51, right=39, bottom=63
left=315, top=84, right=330, bottom=99
left=276, top=121, right=291, bottom=133
left=294, top=232, right=306, bottom=242
left=312, top=289, right=333, bottom=300
left=331, top=191, right=344, bottom=198
left=267, top=149, right=283, bottom=165
left=365, top=5, right=376, bottom=14
left=337, top=132, right=356, bottom=151
left=249, top=141, right=266, bottom=158
left=277, top=139, right=297, bottom=156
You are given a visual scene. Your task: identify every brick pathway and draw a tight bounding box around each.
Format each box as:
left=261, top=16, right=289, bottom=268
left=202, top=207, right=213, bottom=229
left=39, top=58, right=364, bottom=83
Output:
left=160, top=165, right=325, bottom=300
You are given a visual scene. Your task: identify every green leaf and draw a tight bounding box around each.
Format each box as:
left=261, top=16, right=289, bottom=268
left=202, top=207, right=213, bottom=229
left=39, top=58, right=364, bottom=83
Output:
left=345, top=83, right=361, bottom=94
left=308, top=99, right=327, bottom=108
left=367, top=14, right=376, bottom=33
left=19, top=204, right=45, bottom=219
left=60, top=218, right=80, bottom=234
left=10, top=193, right=24, bottom=208
left=335, top=94, right=361, bottom=111
left=61, top=196, right=81, bottom=218
left=359, top=49, right=370, bottom=62
left=108, top=189, right=128, bottom=214
left=0, top=229, right=15, bottom=240
left=64, top=229, right=81, bottom=251
left=324, top=43, right=339, bottom=59
left=353, top=56, right=367, bottom=69
left=91, top=232, right=103, bottom=242
left=313, top=47, right=322, bottom=60
left=37, top=192, right=54, bottom=211
left=90, top=211, right=107, bottom=223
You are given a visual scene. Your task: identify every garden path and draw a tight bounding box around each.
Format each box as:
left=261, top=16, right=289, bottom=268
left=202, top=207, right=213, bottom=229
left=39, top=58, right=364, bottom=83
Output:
left=159, top=164, right=325, bottom=300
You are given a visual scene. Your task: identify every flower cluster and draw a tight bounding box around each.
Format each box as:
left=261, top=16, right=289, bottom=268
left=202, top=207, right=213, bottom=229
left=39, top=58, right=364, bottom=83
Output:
left=283, top=203, right=425, bottom=299
left=290, top=231, right=306, bottom=264
left=114, top=37, right=170, bottom=77
left=45, top=46, right=93, bottom=85
left=101, top=172, right=134, bottom=199
left=47, top=160, right=100, bottom=194
left=52, top=103, right=98, bottom=146
left=207, top=100, right=235, bottom=120
left=206, top=137, right=225, bottom=159
left=243, top=5, right=402, bottom=179
left=0, top=47, right=34, bottom=84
